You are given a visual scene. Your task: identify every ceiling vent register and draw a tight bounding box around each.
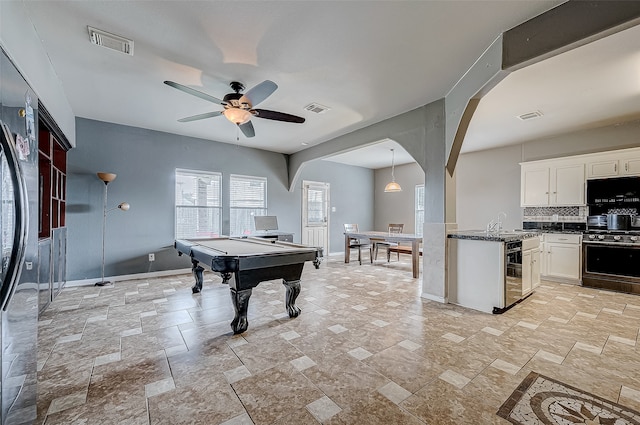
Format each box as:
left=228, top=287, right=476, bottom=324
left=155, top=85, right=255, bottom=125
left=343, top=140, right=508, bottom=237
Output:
left=304, top=103, right=330, bottom=114
left=88, top=26, right=134, bottom=56
left=517, top=110, right=543, bottom=121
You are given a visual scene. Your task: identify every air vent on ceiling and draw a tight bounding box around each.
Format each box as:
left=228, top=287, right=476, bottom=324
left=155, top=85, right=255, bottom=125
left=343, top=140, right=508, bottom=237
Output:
left=304, top=103, right=330, bottom=114
left=517, top=110, right=543, bottom=121
left=88, top=26, right=134, bottom=56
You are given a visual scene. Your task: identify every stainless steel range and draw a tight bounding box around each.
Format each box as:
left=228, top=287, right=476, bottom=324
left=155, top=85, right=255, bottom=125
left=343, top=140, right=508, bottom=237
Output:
left=583, top=230, right=640, bottom=294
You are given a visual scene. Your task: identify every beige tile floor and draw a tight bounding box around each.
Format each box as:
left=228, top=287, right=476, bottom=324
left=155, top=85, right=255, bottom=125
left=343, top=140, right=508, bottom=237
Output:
left=36, top=255, right=640, bottom=424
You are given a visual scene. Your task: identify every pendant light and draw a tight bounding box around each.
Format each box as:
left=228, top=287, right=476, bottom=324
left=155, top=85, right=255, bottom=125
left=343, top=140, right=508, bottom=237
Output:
left=384, top=148, right=402, bottom=192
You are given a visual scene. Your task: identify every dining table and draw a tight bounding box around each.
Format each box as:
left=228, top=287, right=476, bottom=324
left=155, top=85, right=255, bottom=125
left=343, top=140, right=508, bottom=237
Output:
left=343, top=231, right=422, bottom=278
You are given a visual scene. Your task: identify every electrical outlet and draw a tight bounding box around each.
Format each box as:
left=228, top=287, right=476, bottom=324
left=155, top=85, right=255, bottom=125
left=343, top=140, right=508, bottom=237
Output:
left=148, top=253, right=155, bottom=262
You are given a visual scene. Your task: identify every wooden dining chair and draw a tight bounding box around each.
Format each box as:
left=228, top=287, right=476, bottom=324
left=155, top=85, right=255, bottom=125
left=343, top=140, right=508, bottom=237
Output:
left=344, top=224, right=372, bottom=265
left=373, top=223, right=404, bottom=261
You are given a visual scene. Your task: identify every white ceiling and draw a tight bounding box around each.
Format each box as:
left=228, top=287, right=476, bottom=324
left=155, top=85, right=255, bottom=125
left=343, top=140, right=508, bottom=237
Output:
left=20, top=1, right=639, bottom=169
left=463, top=22, right=640, bottom=154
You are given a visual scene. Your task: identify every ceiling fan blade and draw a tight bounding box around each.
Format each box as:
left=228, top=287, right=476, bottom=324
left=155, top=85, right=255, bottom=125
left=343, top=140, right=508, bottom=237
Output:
left=164, top=81, right=225, bottom=105
left=238, top=121, right=255, bottom=138
left=242, top=80, right=278, bottom=107
left=252, top=109, right=305, bottom=124
left=177, top=111, right=223, bottom=122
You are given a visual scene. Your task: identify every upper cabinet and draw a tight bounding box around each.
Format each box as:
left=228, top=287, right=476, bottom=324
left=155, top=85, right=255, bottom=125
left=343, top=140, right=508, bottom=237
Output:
left=522, top=147, right=640, bottom=207
left=586, top=149, right=640, bottom=179
left=521, top=160, right=585, bottom=207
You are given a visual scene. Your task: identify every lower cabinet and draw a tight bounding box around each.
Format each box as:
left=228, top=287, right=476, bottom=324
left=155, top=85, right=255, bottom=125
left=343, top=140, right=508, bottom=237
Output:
left=540, top=233, right=581, bottom=283
left=523, top=248, right=541, bottom=296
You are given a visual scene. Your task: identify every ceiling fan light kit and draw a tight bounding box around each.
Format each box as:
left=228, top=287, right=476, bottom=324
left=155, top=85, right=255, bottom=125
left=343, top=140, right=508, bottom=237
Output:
left=223, top=108, right=252, bottom=125
left=164, top=79, right=305, bottom=138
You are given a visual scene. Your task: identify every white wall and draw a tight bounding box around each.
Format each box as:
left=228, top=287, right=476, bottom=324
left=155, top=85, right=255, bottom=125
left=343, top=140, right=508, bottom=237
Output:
left=373, top=162, right=424, bottom=233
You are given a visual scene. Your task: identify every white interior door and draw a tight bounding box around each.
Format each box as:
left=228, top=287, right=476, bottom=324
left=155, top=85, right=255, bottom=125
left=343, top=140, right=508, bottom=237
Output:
left=302, top=181, right=329, bottom=254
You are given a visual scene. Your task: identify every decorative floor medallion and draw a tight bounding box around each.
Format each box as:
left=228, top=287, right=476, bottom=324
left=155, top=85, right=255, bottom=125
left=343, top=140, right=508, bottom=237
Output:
left=497, top=372, right=640, bottom=424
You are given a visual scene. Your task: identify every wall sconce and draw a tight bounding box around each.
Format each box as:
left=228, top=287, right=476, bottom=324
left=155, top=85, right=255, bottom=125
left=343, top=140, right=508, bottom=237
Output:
left=95, top=172, right=130, bottom=286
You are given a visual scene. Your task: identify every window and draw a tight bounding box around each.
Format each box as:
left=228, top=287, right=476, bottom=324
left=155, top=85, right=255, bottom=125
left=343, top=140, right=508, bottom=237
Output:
left=175, top=169, right=221, bottom=239
left=415, top=184, right=424, bottom=237
left=230, top=174, right=267, bottom=236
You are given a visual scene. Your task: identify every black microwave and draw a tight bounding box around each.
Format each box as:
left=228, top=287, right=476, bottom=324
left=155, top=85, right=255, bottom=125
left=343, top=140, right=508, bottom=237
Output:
left=586, top=176, right=640, bottom=205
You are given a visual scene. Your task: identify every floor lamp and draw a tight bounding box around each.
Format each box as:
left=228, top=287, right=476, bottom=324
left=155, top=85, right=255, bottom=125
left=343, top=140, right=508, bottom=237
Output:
left=96, top=172, right=130, bottom=286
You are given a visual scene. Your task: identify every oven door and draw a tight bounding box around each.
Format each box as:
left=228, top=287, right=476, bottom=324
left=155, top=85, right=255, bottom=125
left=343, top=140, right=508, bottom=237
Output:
left=583, top=243, right=640, bottom=293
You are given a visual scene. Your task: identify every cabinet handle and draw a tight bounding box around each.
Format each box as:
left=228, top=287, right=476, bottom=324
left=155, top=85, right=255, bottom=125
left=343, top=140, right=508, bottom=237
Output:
left=625, top=163, right=629, bottom=172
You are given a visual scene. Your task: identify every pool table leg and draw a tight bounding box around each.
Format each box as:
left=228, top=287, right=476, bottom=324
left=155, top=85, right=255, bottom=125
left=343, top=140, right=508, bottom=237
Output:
left=191, top=260, right=205, bottom=294
left=221, top=272, right=232, bottom=285
left=282, top=279, right=301, bottom=318
left=230, top=288, right=252, bottom=334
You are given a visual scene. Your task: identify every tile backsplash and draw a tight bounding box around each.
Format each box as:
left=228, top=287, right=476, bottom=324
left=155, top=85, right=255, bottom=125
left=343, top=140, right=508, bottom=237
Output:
left=606, top=207, right=637, bottom=215
left=523, top=206, right=587, bottom=222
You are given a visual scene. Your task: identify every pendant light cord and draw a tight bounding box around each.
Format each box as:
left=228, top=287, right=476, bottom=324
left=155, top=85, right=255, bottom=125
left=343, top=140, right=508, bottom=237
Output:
left=391, top=149, right=396, bottom=181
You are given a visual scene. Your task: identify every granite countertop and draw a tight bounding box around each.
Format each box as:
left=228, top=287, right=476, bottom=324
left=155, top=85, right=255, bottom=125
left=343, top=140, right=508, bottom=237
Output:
left=534, top=229, right=584, bottom=234
left=448, top=230, right=541, bottom=242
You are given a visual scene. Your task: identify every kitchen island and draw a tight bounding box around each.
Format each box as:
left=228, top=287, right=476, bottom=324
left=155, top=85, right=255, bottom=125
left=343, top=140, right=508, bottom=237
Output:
left=447, top=230, right=540, bottom=314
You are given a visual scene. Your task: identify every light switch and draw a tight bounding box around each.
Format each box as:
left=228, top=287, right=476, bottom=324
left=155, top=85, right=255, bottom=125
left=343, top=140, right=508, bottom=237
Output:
left=331, top=207, right=336, bottom=212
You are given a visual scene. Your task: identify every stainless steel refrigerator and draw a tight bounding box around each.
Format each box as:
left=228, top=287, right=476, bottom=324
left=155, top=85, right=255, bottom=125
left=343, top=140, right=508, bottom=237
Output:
left=0, top=47, right=39, bottom=424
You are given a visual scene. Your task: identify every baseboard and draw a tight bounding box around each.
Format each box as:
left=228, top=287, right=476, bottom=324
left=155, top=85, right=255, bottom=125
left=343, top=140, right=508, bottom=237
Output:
left=66, top=252, right=344, bottom=288
left=540, top=275, right=581, bottom=285
left=64, top=268, right=193, bottom=288
left=421, top=292, right=447, bottom=303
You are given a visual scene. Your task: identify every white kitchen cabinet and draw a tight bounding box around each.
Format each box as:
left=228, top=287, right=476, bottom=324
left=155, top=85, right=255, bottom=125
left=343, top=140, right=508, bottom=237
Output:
left=531, top=249, right=541, bottom=289
left=522, top=238, right=540, bottom=296
left=521, top=165, right=550, bottom=206
left=522, top=250, right=532, bottom=296
left=553, top=163, right=585, bottom=205
left=521, top=161, right=585, bottom=206
left=540, top=233, right=581, bottom=283
left=621, top=156, right=640, bottom=176
left=586, top=150, right=640, bottom=178
left=523, top=148, right=640, bottom=207
left=587, top=158, right=619, bottom=178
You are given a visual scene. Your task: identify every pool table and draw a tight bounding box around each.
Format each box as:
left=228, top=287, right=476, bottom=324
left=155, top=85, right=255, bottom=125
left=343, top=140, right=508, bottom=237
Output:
left=175, top=237, right=322, bottom=334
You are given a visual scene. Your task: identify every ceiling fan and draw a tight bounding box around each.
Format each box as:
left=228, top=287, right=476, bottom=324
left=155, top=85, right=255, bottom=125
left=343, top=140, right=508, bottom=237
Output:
left=163, top=79, right=305, bottom=138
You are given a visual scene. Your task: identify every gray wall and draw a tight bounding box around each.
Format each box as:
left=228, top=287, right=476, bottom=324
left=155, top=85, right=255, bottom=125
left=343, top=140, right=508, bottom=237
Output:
left=522, top=119, right=640, bottom=162
left=67, top=118, right=373, bottom=281
left=456, top=119, right=640, bottom=231
left=295, top=160, right=374, bottom=255
left=456, top=144, right=523, bottom=231
left=373, top=162, right=424, bottom=233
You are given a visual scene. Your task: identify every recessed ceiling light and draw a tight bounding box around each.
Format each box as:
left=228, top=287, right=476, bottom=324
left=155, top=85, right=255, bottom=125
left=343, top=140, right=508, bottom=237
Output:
left=301, top=142, right=309, bottom=146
